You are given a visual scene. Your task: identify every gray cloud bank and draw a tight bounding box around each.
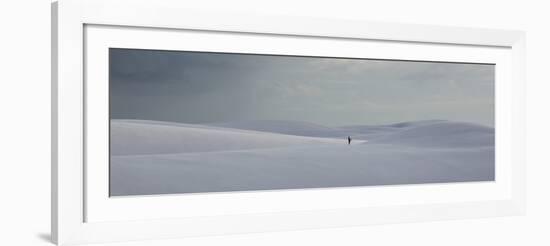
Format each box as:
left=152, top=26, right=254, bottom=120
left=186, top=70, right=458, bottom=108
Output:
left=110, top=48, right=494, bottom=127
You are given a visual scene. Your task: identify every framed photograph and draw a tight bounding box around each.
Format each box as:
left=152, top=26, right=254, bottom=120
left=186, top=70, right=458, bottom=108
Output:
left=52, top=0, right=525, bottom=245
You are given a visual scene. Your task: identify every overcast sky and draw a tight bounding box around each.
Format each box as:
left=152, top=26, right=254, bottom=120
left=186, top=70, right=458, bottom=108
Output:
left=109, top=48, right=494, bottom=127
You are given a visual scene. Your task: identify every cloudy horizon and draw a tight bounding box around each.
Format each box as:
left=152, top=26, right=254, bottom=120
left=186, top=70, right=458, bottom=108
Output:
left=109, top=48, right=495, bottom=127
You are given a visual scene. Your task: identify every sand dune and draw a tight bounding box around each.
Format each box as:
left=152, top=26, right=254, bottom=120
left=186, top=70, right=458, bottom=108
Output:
left=367, top=121, right=494, bottom=147
left=110, top=119, right=494, bottom=196
left=209, top=120, right=351, bottom=138
left=111, top=120, right=357, bottom=155
left=111, top=143, right=494, bottom=196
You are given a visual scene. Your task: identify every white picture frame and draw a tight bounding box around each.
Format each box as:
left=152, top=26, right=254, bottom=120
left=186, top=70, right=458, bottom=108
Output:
left=52, top=0, right=526, bottom=245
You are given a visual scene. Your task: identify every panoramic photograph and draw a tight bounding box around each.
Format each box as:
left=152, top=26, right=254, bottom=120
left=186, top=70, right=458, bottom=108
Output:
left=109, top=48, right=495, bottom=196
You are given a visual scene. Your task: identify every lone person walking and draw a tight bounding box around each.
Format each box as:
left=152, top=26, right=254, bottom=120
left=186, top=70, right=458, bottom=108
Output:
left=347, top=136, right=352, bottom=145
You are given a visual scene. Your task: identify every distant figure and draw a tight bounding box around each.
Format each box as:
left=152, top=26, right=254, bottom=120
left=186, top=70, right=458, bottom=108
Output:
left=347, top=136, right=351, bottom=145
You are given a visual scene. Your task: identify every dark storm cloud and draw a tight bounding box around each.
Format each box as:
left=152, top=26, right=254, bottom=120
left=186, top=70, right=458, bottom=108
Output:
left=109, top=48, right=495, bottom=126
